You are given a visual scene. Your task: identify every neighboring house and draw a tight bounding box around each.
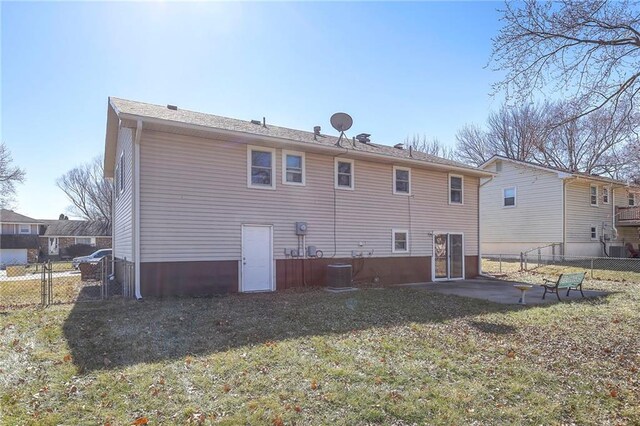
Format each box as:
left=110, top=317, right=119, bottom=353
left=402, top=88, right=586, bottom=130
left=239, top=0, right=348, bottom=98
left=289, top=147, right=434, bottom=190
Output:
left=103, top=97, right=493, bottom=297
left=0, top=209, right=42, bottom=267
left=480, top=155, right=640, bottom=257
left=39, top=220, right=112, bottom=259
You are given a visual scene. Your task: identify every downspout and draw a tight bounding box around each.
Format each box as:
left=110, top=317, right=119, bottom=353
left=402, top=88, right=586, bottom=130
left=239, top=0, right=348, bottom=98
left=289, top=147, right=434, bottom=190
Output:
left=611, top=186, right=618, bottom=241
left=133, top=120, right=142, bottom=300
left=478, top=176, right=494, bottom=276
left=562, top=180, right=566, bottom=256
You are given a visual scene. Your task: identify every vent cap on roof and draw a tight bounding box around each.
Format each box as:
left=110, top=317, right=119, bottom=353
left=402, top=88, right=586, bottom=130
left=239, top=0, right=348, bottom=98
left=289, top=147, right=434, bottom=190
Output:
left=314, top=126, right=321, bottom=135
left=167, top=104, right=178, bottom=111
left=356, top=133, right=371, bottom=144
left=394, top=143, right=404, bottom=150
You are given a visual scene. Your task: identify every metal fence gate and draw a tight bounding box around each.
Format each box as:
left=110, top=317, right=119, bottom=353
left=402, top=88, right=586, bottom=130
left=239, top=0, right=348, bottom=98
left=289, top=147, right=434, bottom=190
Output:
left=1, top=257, right=118, bottom=309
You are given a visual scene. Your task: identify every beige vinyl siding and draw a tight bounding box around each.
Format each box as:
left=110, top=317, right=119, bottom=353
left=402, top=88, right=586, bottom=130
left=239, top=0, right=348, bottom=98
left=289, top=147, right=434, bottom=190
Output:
left=113, top=126, right=134, bottom=260
left=564, top=180, right=619, bottom=256
left=139, top=130, right=479, bottom=263
left=480, top=160, right=563, bottom=254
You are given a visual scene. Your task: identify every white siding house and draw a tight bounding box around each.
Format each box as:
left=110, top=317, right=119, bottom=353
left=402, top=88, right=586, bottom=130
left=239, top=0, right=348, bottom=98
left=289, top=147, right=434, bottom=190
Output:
left=104, top=97, right=493, bottom=297
left=480, top=156, right=640, bottom=257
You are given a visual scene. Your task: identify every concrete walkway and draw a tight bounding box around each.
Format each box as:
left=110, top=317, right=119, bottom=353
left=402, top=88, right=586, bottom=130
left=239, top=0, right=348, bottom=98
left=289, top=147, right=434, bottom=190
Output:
left=400, top=278, right=609, bottom=305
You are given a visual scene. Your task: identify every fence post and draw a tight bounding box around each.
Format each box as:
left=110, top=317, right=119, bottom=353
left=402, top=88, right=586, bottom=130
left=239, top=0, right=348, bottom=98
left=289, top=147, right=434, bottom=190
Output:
left=591, top=258, right=594, bottom=279
left=520, top=252, right=524, bottom=271
left=499, top=254, right=502, bottom=274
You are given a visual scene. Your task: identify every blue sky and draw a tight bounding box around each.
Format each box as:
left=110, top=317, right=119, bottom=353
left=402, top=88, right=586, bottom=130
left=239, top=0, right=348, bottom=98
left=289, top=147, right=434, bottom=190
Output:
left=2, top=1, right=503, bottom=219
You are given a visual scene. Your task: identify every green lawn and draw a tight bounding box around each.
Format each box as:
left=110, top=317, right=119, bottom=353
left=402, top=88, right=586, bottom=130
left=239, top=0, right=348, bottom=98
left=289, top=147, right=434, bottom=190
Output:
left=1, top=282, right=639, bottom=425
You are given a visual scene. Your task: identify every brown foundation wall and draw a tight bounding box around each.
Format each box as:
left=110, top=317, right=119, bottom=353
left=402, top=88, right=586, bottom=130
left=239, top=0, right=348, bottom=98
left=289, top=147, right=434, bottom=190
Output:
left=465, top=256, right=479, bottom=279
left=140, top=260, right=238, bottom=297
left=276, top=256, right=431, bottom=290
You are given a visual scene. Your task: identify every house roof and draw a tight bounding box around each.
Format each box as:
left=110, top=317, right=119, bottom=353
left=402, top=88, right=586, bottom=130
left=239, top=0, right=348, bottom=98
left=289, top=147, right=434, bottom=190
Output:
left=41, top=220, right=111, bottom=237
left=104, top=97, right=493, bottom=179
left=0, top=235, right=40, bottom=249
left=481, top=155, right=640, bottom=189
left=0, top=209, right=41, bottom=224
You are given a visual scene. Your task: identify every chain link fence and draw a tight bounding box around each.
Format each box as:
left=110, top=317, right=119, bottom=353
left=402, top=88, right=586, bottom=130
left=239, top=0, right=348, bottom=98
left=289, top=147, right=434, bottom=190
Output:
left=482, top=253, right=640, bottom=282
left=0, top=257, right=121, bottom=309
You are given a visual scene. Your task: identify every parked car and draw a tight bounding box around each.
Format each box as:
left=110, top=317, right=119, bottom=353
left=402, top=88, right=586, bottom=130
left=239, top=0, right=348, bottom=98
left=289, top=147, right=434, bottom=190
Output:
left=72, top=249, right=112, bottom=269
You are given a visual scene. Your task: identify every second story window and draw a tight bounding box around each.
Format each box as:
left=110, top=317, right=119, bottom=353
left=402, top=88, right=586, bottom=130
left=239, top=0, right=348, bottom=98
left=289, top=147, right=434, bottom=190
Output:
left=393, top=166, right=411, bottom=195
left=19, top=224, right=30, bottom=234
left=248, top=146, right=275, bottom=189
left=335, top=158, right=354, bottom=190
left=282, top=151, right=305, bottom=186
left=503, top=187, right=516, bottom=207
left=630, top=192, right=636, bottom=206
left=590, top=185, right=598, bottom=206
left=449, top=174, right=463, bottom=204
left=603, top=187, right=609, bottom=204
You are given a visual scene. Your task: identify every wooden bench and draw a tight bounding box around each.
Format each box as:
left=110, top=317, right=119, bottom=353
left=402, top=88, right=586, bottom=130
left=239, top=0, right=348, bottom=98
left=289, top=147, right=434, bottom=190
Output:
left=542, top=272, right=586, bottom=301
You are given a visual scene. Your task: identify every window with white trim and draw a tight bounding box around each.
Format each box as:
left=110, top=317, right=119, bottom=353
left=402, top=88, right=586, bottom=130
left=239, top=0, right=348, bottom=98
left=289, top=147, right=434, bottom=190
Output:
left=392, top=229, right=409, bottom=253
left=449, top=174, right=463, bottom=204
left=629, top=192, right=636, bottom=206
left=282, top=151, right=305, bottom=185
left=247, top=146, right=276, bottom=189
left=602, top=187, right=609, bottom=204
left=503, top=187, right=516, bottom=207
left=590, top=226, right=598, bottom=240
left=19, top=224, right=31, bottom=234
left=75, top=237, right=96, bottom=246
left=393, top=166, right=411, bottom=195
left=590, top=185, right=598, bottom=206
left=119, top=153, right=125, bottom=194
left=335, top=158, right=354, bottom=190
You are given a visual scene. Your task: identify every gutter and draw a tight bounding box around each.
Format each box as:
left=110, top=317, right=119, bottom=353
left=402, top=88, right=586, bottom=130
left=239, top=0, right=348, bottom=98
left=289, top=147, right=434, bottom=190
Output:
left=115, top=113, right=494, bottom=179
left=133, top=120, right=143, bottom=300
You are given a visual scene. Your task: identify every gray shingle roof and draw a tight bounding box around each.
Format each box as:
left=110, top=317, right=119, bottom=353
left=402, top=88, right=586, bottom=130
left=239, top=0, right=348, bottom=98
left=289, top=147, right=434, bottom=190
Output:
left=0, top=235, right=40, bottom=249
left=42, top=220, right=111, bottom=237
left=109, top=97, right=487, bottom=174
left=0, top=209, right=40, bottom=224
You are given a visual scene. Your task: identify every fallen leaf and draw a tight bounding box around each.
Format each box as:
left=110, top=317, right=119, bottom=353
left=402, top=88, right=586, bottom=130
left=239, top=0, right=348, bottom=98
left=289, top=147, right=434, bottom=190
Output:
left=63, top=354, right=72, bottom=362
left=294, top=405, right=302, bottom=413
left=506, top=350, right=516, bottom=359
left=374, top=376, right=382, bottom=385
left=132, top=417, right=148, bottom=425
left=610, top=389, right=618, bottom=398
left=223, top=384, right=231, bottom=393
left=310, top=380, right=318, bottom=390
left=272, top=416, right=284, bottom=426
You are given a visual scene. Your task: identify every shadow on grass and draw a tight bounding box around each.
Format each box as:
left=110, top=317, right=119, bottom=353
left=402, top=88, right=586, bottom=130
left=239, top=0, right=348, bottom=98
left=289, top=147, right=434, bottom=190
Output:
left=468, top=320, right=516, bottom=335
left=61, top=285, right=607, bottom=372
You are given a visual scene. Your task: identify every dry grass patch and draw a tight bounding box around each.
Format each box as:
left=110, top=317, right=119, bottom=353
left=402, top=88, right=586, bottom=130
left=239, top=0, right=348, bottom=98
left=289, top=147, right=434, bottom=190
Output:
left=1, top=284, right=639, bottom=425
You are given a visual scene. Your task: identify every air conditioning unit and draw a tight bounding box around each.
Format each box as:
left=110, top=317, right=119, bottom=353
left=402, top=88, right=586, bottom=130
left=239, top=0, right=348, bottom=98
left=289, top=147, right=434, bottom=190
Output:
left=609, top=246, right=625, bottom=258
left=326, top=264, right=352, bottom=288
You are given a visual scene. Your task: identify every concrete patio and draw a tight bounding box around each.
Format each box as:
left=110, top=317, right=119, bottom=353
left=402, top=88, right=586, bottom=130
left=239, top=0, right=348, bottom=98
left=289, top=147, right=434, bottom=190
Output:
left=400, top=278, right=609, bottom=305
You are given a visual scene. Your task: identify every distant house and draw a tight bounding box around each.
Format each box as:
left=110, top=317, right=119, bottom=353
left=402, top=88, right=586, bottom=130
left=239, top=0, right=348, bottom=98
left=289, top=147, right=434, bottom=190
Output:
left=103, top=97, right=493, bottom=298
left=480, top=155, right=640, bottom=257
left=40, top=220, right=112, bottom=259
left=0, top=209, right=42, bottom=267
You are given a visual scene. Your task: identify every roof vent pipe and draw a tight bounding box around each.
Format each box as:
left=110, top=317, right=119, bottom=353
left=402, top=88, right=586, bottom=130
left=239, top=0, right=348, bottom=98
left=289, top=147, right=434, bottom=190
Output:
left=394, top=143, right=404, bottom=150
left=314, top=126, right=321, bottom=135
left=167, top=105, right=178, bottom=110
left=263, top=117, right=266, bottom=127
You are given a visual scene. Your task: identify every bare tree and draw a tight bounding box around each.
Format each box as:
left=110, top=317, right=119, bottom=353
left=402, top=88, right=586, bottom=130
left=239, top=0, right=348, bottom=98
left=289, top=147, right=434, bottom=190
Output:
left=57, top=156, right=112, bottom=224
left=0, top=142, right=26, bottom=208
left=455, top=103, right=549, bottom=165
left=403, top=134, right=456, bottom=159
left=491, top=0, right=640, bottom=122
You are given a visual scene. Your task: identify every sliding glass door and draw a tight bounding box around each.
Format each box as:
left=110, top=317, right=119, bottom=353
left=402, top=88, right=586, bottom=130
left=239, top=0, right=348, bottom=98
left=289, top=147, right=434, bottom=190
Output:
left=433, top=233, right=464, bottom=281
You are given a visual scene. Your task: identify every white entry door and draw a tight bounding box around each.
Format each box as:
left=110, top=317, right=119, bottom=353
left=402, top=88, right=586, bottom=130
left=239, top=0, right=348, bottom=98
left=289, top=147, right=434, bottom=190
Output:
left=241, top=225, right=273, bottom=292
left=48, top=237, right=59, bottom=255
left=433, top=233, right=464, bottom=281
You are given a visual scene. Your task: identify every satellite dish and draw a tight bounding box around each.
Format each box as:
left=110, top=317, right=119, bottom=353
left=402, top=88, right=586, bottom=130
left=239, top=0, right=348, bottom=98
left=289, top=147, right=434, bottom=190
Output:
left=330, top=112, right=353, bottom=132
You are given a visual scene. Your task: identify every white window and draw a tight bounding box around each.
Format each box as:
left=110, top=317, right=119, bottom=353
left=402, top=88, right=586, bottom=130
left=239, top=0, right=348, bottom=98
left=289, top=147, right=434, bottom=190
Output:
left=629, top=192, right=636, bottom=207
left=392, top=229, right=409, bottom=253
left=393, top=166, right=411, bottom=195
left=449, top=174, right=463, bottom=204
left=247, top=146, right=276, bottom=189
left=282, top=151, right=305, bottom=186
left=19, top=224, right=31, bottom=234
left=590, top=185, right=598, bottom=206
left=503, top=187, right=516, bottom=207
left=335, top=158, right=354, bottom=190
left=119, top=153, right=125, bottom=193
left=75, top=237, right=96, bottom=246
left=590, top=226, right=598, bottom=240
left=602, top=187, right=609, bottom=204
